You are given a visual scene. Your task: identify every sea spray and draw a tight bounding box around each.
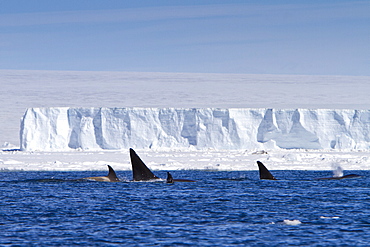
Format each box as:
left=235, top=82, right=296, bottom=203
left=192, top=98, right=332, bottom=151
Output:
left=331, top=163, right=344, bottom=178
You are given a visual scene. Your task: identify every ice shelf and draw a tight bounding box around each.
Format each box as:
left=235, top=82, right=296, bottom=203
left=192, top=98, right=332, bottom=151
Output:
left=20, top=107, right=370, bottom=151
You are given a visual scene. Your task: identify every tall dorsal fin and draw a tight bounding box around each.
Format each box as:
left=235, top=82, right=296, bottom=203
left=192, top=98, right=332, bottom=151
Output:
left=107, top=165, right=120, bottom=182
left=166, top=172, right=174, bottom=184
left=130, top=148, right=159, bottom=181
left=257, top=161, right=277, bottom=180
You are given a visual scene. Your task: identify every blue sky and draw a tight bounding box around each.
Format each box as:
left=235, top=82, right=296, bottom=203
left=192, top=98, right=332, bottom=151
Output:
left=0, top=0, right=369, bottom=75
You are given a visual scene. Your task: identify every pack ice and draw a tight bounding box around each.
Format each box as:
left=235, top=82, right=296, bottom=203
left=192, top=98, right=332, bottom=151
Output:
left=20, top=107, right=370, bottom=151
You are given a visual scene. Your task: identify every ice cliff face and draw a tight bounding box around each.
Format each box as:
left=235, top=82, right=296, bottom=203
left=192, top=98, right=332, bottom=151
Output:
left=20, top=107, right=370, bottom=151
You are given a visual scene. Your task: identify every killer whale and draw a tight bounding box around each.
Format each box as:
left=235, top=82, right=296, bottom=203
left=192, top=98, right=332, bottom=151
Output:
left=130, top=148, right=160, bottom=181
left=256, top=161, right=361, bottom=181
left=129, top=148, right=196, bottom=182
left=315, top=164, right=362, bottom=180
left=82, top=165, right=120, bottom=182
left=257, top=161, right=277, bottom=180
left=166, top=172, right=174, bottom=184
left=31, top=165, right=120, bottom=183
left=166, top=171, right=197, bottom=183
left=315, top=174, right=362, bottom=180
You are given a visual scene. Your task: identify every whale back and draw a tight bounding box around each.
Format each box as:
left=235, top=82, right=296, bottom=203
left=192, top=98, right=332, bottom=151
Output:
left=82, top=165, right=120, bottom=182
left=316, top=174, right=362, bottom=180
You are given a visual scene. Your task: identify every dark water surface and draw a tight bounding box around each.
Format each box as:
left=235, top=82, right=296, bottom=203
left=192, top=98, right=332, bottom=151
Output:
left=0, top=170, right=369, bottom=246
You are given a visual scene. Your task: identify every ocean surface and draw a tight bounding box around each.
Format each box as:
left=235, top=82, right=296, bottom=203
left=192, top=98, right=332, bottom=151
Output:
left=0, top=170, right=369, bottom=246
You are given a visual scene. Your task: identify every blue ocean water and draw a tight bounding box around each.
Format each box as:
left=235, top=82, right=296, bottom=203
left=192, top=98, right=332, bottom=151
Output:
left=0, top=170, right=369, bottom=246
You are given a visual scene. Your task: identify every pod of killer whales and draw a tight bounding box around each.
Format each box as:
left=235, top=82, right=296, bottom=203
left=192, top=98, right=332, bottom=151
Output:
left=79, top=148, right=196, bottom=183
left=80, top=148, right=362, bottom=183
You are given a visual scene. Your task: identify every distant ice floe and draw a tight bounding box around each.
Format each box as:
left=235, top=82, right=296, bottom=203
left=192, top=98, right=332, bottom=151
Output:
left=20, top=107, right=370, bottom=151
left=320, top=216, right=340, bottom=219
left=269, top=219, right=302, bottom=226
left=283, top=219, right=302, bottom=226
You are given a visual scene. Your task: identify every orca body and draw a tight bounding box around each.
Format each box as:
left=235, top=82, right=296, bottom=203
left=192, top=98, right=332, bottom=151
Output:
left=130, top=148, right=160, bottom=181
left=166, top=171, right=197, bottom=183
left=316, top=174, right=362, bottom=180
left=257, top=161, right=277, bottom=180
left=82, top=165, right=120, bottom=182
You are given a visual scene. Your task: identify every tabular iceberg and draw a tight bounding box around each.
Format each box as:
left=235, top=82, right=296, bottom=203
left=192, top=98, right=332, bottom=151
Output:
left=20, top=107, right=370, bottom=151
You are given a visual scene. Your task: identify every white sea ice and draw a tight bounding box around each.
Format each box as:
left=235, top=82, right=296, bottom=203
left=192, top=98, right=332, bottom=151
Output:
left=283, top=219, right=302, bottom=225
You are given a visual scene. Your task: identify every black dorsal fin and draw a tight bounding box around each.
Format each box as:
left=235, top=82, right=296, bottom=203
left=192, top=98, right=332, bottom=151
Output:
left=257, top=161, right=277, bottom=180
left=166, top=172, right=174, bottom=184
left=107, top=165, right=120, bottom=182
left=130, top=148, right=159, bottom=181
